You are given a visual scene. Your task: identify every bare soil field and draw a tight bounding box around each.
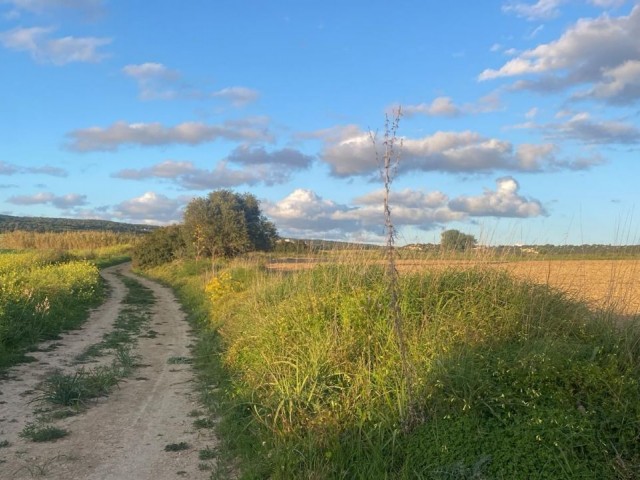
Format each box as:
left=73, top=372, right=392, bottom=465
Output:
left=268, top=258, right=640, bottom=316
left=0, top=264, right=218, bottom=479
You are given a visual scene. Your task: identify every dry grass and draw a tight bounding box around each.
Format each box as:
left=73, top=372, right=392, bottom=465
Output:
left=267, top=257, right=640, bottom=316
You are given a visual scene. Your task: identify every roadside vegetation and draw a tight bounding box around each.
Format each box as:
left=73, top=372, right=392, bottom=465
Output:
left=145, top=252, right=640, bottom=479
left=134, top=182, right=640, bottom=478
left=0, top=231, right=137, bottom=370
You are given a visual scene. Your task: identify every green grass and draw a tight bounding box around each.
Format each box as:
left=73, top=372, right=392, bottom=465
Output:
left=144, top=257, right=640, bottom=479
left=20, top=423, right=69, bottom=442
left=165, top=442, right=190, bottom=452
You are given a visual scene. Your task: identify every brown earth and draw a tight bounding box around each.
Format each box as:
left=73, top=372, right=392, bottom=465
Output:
left=0, top=263, right=218, bottom=479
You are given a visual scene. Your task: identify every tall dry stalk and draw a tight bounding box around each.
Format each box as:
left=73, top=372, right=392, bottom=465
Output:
left=371, top=107, right=417, bottom=427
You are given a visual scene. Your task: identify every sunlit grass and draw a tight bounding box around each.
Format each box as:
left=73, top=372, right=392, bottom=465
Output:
left=145, top=254, right=640, bottom=479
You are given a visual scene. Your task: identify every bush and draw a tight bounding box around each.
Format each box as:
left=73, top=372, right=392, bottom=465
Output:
left=132, top=225, right=185, bottom=269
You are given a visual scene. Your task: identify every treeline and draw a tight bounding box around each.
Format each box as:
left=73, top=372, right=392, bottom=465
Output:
left=0, top=214, right=156, bottom=234
left=0, top=230, right=140, bottom=251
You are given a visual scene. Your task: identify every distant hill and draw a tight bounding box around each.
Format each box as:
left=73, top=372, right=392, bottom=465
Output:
left=0, top=214, right=158, bottom=234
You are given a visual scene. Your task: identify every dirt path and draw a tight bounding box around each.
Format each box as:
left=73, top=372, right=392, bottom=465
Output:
left=0, top=263, right=218, bottom=479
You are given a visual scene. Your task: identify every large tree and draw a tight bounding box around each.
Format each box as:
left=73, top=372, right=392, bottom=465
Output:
left=441, top=229, right=477, bottom=252
left=182, top=190, right=278, bottom=259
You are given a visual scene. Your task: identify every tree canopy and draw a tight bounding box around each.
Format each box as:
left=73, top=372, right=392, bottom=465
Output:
left=182, top=190, right=278, bottom=259
left=441, top=229, right=477, bottom=251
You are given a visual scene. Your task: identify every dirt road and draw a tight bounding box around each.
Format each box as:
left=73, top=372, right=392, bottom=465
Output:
left=0, top=263, right=218, bottom=479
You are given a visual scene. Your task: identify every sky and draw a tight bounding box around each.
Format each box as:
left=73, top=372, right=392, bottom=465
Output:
left=0, top=0, right=639, bottom=245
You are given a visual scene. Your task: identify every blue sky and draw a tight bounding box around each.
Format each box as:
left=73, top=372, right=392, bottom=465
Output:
left=1, top=0, right=638, bottom=245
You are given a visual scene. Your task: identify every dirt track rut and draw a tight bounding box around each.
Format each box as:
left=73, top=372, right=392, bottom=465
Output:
left=0, top=263, right=217, bottom=479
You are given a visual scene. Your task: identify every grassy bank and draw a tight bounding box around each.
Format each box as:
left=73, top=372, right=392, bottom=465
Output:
left=0, top=251, right=103, bottom=370
left=146, top=257, right=640, bottom=479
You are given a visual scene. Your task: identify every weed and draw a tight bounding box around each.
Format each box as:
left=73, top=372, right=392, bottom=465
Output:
left=193, top=418, right=215, bottom=429
left=20, top=423, right=68, bottom=442
left=0, top=439, right=10, bottom=448
left=164, top=442, right=190, bottom=452
left=167, top=356, right=192, bottom=364
left=199, top=447, right=216, bottom=460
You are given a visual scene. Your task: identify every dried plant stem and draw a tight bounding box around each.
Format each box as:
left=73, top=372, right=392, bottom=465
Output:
left=371, top=107, right=416, bottom=426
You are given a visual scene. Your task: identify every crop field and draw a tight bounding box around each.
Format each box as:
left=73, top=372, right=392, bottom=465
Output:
left=267, top=257, right=640, bottom=316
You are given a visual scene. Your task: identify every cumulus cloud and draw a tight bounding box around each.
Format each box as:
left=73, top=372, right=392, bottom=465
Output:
left=449, top=177, right=546, bottom=217
left=313, top=125, right=591, bottom=178
left=265, top=181, right=545, bottom=240
left=547, top=112, right=640, bottom=144
left=66, top=119, right=273, bottom=152
left=112, top=191, right=185, bottom=224
left=112, top=146, right=313, bottom=189
left=480, top=6, right=640, bottom=104
left=0, top=26, right=110, bottom=65
left=7, top=191, right=87, bottom=208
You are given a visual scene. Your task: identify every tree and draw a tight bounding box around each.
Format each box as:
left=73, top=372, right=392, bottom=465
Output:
left=441, top=229, right=477, bottom=251
left=132, top=225, right=186, bottom=268
left=182, top=190, right=278, bottom=259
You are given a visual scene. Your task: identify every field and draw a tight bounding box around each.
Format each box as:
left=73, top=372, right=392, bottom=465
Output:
left=268, top=256, right=640, bottom=316
left=145, top=250, right=640, bottom=479
left=0, top=231, right=136, bottom=370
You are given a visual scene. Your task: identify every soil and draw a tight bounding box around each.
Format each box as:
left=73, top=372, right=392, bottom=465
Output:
left=0, top=263, right=218, bottom=479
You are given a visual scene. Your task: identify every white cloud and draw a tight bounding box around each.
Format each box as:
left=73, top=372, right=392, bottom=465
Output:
left=578, top=59, right=640, bottom=104
left=7, top=191, right=87, bottom=208
left=112, top=191, right=184, bottom=224
left=265, top=181, right=545, bottom=240
left=1, top=0, right=104, bottom=15
left=480, top=6, right=640, bottom=103
left=112, top=146, right=313, bottom=189
left=400, top=92, right=502, bottom=118
left=502, top=0, right=627, bottom=20
left=212, top=86, right=260, bottom=107
left=0, top=161, right=68, bottom=176
left=449, top=177, right=546, bottom=217
left=66, top=119, right=273, bottom=152
left=315, top=126, right=587, bottom=177
left=0, top=26, right=110, bottom=65
left=403, top=97, right=461, bottom=117
left=548, top=112, right=640, bottom=143
left=122, top=62, right=183, bottom=100
left=0, top=161, right=20, bottom=175
left=502, top=0, right=565, bottom=20
left=525, top=107, right=539, bottom=119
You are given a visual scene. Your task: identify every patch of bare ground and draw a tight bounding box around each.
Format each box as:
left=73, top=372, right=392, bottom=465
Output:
left=0, top=263, right=218, bottom=479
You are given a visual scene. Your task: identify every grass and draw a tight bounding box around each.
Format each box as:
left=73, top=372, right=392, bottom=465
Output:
left=20, top=423, right=69, bottom=442
left=165, top=442, right=190, bottom=452
left=145, top=254, right=640, bottom=479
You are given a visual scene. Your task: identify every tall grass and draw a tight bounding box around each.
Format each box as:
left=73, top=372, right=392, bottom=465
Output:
left=0, top=251, right=102, bottom=370
left=146, top=254, right=640, bottom=479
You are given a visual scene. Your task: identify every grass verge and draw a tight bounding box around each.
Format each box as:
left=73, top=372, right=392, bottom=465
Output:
left=144, top=257, right=640, bottom=479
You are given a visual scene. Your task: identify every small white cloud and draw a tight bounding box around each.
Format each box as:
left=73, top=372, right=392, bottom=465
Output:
left=122, top=62, right=183, bottom=100
left=7, top=191, right=87, bottom=209
left=403, top=97, right=461, bottom=117
left=0, top=26, right=110, bottom=65
left=211, top=86, right=260, bottom=107
left=66, top=119, right=273, bottom=152
left=525, top=107, right=539, bottom=119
